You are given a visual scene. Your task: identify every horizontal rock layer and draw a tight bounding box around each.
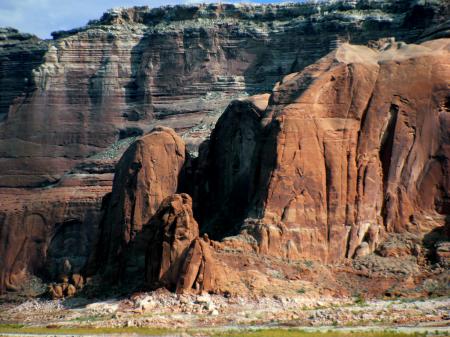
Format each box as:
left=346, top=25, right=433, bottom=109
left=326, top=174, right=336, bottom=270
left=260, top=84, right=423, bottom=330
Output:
left=0, top=1, right=448, bottom=187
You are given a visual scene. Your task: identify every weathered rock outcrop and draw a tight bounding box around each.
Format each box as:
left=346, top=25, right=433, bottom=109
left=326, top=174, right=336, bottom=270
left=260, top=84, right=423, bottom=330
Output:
left=206, top=38, right=450, bottom=263
left=176, top=235, right=219, bottom=294
left=1, top=1, right=448, bottom=187
left=94, top=127, right=185, bottom=279
left=1, top=1, right=449, bottom=295
left=145, top=193, right=199, bottom=291
left=196, top=94, right=269, bottom=238
left=0, top=186, right=108, bottom=293
left=143, top=193, right=220, bottom=294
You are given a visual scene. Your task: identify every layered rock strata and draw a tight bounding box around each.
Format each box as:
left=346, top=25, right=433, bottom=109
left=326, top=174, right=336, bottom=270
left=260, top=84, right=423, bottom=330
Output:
left=1, top=1, right=448, bottom=187
left=0, top=2, right=449, bottom=294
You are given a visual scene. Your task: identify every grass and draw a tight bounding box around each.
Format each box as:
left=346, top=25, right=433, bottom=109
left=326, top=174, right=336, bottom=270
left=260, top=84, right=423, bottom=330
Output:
left=0, top=325, right=440, bottom=336
left=211, top=330, right=429, bottom=337
left=0, top=324, right=174, bottom=336
left=70, top=314, right=112, bottom=322
left=353, top=294, right=367, bottom=306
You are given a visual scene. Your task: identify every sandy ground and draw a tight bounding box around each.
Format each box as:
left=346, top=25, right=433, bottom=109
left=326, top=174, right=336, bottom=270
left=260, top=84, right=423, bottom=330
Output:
left=1, top=291, right=449, bottom=336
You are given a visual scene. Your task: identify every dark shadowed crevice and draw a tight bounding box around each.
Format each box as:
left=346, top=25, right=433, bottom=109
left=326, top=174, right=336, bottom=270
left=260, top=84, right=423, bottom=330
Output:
left=380, top=103, right=399, bottom=226
left=325, top=158, right=332, bottom=243
left=380, top=104, right=399, bottom=192
left=46, top=219, right=88, bottom=281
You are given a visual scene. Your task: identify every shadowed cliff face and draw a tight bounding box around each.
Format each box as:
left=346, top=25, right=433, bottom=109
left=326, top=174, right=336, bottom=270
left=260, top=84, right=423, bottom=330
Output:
left=0, top=187, right=107, bottom=293
left=0, top=1, right=448, bottom=187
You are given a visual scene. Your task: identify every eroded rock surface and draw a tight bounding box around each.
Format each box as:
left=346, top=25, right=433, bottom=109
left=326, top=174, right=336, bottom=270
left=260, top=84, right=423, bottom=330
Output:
left=1, top=1, right=448, bottom=187
left=0, top=186, right=108, bottom=293
left=1, top=2, right=449, bottom=296
left=143, top=193, right=221, bottom=294
left=94, top=127, right=185, bottom=279
left=176, top=235, right=220, bottom=294
left=145, top=194, right=199, bottom=291
left=207, top=38, right=450, bottom=263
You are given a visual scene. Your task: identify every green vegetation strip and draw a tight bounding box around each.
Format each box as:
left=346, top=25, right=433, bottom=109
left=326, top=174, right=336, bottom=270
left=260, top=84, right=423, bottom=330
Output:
left=0, top=325, right=443, bottom=336
left=0, top=324, right=173, bottom=336
left=212, top=330, right=430, bottom=337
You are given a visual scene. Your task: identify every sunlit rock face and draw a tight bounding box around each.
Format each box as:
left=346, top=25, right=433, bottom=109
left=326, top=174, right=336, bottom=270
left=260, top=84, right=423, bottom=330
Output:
left=93, top=127, right=186, bottom=280
left=0, top=1, right=449, bottom=294
left=0, top=1, right=447, bottom=187
left=206, top=38, right=450, bottom=263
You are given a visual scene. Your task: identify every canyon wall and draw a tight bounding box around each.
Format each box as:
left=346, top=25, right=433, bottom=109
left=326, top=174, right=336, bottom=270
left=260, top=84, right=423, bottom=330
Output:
left=0, top=1, right=448, bottom=187
left=207, top=38, right=450, bottom=263
left=0, top=186, right=108, bottom=292
left=0, top=1, right=449, bottom=293
left=92, top=38, right=449, bottom=292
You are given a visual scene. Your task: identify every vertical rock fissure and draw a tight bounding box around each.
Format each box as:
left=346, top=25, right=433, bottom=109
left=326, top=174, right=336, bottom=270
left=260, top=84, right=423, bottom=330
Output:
left=379, top=103, right=399, bottom=227
left=325, top=150, right=332, bottom=243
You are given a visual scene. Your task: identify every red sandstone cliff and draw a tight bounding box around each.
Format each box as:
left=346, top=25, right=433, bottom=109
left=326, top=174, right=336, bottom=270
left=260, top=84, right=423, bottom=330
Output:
left=213, top=38, right=450, bottom=263
left=0, top=2, right=449, bottom=295
left=0, top=1, right=447, bottom=187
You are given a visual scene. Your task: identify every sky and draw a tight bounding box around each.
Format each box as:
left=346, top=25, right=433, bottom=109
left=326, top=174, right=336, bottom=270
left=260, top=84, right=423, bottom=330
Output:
left=0, top=0, right=299, bottom=39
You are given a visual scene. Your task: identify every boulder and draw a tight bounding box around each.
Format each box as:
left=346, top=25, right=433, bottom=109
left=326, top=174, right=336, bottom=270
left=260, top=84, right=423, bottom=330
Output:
left=436, top=242, right=450, bottom=267
left=96, top=127, right=186, bottom=279
left=176, top=235, right=219, bottom=294
left=48, top=284, right=64, bottom=300
left=145, top=194, right=199, bottom=291
left=71, top=274, right=84, bottom=289
left=66, top=284, right=77, bottom=297
left=355, top=242, right=371, bottom=258
left=48, top=281, right=77, bottom=299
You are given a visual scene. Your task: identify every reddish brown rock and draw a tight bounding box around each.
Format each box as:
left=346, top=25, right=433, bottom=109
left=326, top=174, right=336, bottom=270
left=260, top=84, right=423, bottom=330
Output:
left=176, top=235, right=219, bottom=294
left=143, top=193, right=220, bottom=294
left=71, top=274, right=85, bottom=289
left=197, top=94, right=269, bottom=237
left=1, top=3, right=446, bottom=188
left=96, top=127, right=186, bottom=279
left=1, top=4, right=448, bottom=298
left=377, top=234, right=422, bottom=258
left=206, top=38, right=450, bottom=263
left=145, top=193, right=199, bottom=291
left=47, top=280, right=77, bottom=299
left=0, top=186, right=108, bottom=294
